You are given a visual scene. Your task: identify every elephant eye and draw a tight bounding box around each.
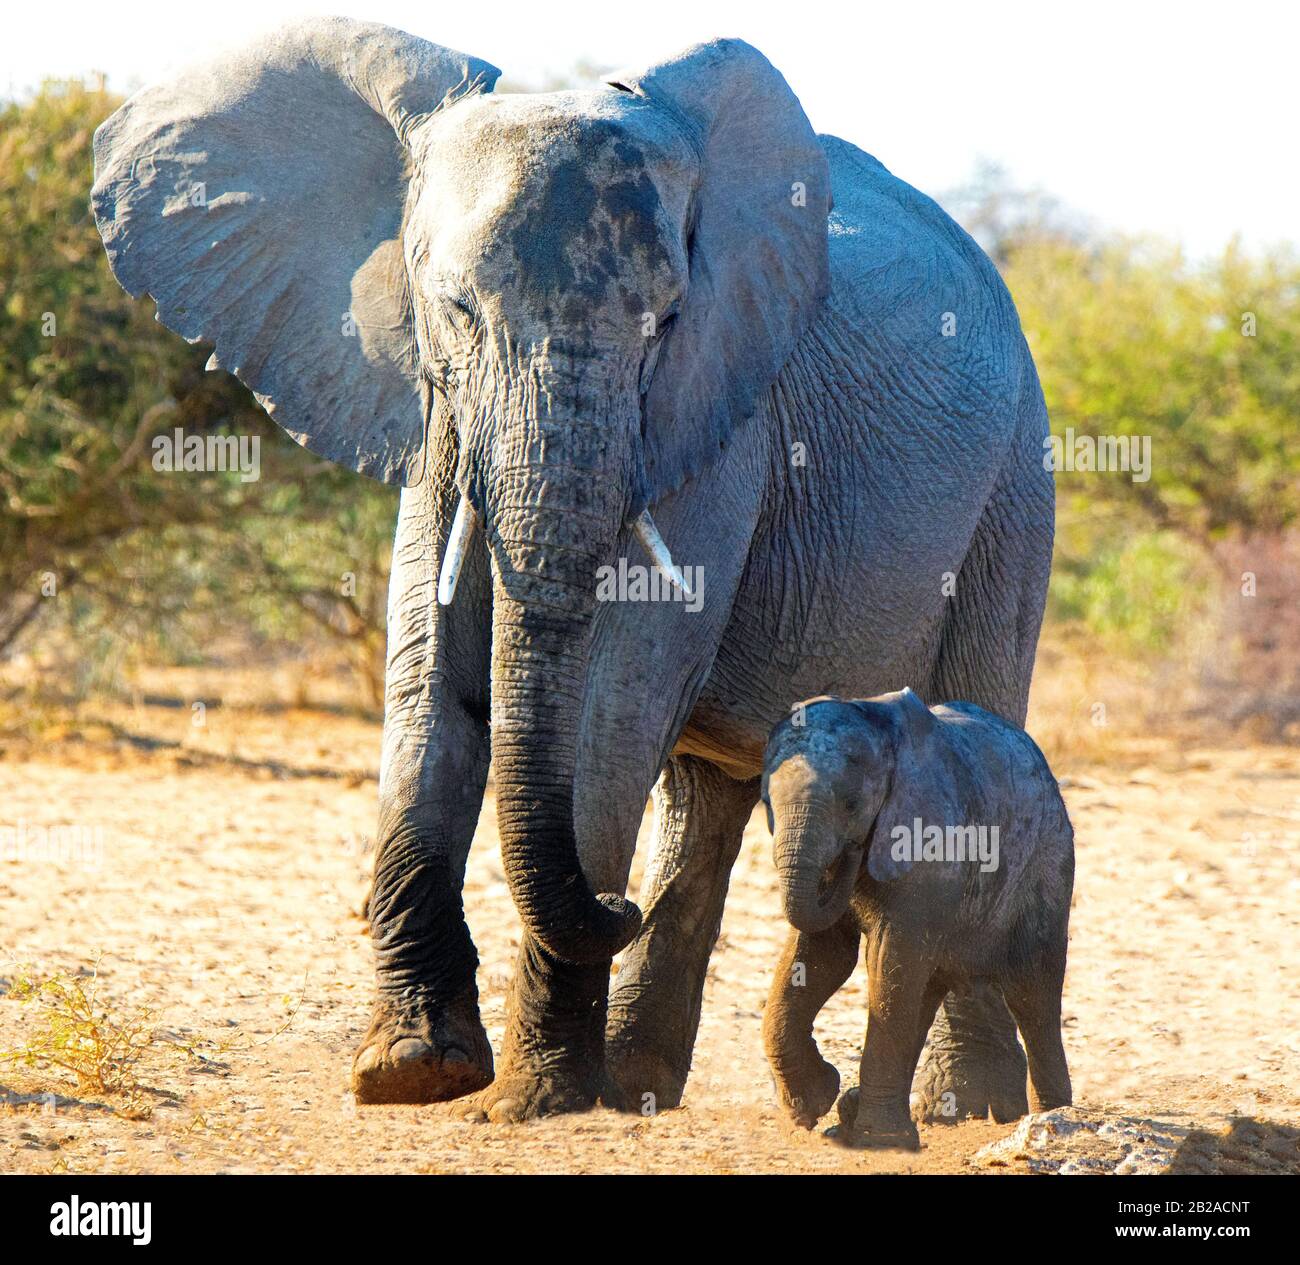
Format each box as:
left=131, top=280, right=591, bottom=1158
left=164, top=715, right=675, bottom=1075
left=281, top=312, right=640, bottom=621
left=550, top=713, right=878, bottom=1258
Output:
left=443, top=296, right=476, bottom=331
left=431, top=279, right=478, bottom=332
left=844, top=795, right=862, bottom=815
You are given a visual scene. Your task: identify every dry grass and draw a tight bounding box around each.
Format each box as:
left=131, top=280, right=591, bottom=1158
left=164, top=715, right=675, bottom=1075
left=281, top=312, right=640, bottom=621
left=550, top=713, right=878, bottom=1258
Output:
left=1028, top=630, right=1166, bottom=770
left=1023, top=620, right=1288, bottom=773
left=0, top=954, right=312, bottom=1133
left=1, top=958, right=158, bottom=1117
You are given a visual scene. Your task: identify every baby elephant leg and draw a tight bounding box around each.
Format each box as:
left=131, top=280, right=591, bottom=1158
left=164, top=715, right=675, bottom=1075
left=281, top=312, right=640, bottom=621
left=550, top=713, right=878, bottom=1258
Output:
left=839, top=931, right=944, bottom=1151
left=1002, top=945, right=1072, bottom=1113
left=763, top=916, right=860, bottom=1128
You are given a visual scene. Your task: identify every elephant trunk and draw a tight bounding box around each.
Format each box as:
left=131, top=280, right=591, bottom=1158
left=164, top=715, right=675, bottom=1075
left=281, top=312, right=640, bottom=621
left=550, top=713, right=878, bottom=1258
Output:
left=482, top=401, right=642, bottom=965
left=772, top=799, right=863, bottom=934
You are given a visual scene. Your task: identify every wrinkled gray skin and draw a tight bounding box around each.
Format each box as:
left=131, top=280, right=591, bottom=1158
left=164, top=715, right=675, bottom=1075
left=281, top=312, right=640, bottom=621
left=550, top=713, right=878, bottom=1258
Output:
left=761, top=691, right=1074, bottom=1149
left=91, top=19, right=1056, bottom=1120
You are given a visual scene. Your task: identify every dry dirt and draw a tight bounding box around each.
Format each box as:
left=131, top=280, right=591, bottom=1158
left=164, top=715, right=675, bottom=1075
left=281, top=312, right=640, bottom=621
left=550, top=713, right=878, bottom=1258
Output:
left=1, top=668, right=1298, bottom=1174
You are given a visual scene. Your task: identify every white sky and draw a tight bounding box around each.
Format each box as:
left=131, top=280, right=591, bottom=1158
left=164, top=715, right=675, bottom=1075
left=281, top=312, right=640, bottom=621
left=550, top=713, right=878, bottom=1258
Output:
left=5, top=0, right=1296, bottom=257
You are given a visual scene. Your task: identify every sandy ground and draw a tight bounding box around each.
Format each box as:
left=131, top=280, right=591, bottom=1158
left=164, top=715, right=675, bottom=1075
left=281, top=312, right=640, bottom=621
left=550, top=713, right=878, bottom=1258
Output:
left=1, top=675, right=1298, bottom=1174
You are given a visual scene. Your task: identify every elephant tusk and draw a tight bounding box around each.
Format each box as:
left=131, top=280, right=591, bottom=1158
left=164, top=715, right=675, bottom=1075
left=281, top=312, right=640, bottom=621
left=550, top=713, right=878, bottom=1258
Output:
left=437, top=494, right=478, bottom=606
left=631, top=509, right=694, bottom=601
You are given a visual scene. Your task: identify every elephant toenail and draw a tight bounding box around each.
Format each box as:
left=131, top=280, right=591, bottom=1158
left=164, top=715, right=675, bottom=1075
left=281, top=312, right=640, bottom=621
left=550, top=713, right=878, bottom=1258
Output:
left=487, top=1099, right=521, bottom=1123
left=389, top=1038, right=433, bottom=1064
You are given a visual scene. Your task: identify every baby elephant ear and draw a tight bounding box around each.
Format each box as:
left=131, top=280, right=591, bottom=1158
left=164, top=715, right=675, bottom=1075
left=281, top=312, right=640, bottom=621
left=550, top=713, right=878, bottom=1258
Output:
left=92, top=18, right=499, bottom=485
left=893, top=687, right=936, bottom=740
left=605, top=39, right=831, bottom=500
left=864, top=689, right=939, bottom=883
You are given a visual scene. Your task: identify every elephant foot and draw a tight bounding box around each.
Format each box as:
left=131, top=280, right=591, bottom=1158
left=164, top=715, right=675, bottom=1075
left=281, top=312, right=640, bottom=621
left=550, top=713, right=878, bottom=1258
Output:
left=351, top=988, right=493, bottom=1105
left=911, top=1039, right=1028, bottom=1125
left=605, top=1039, right=688, bottom=1114
left=451, top=1065, right=603, bottom=1123
left=830, top=1087, right=921, bottom=1151
left=912, top=986, right=1029, bottom=1124
left=771, top=1053, right=841, bottom=1129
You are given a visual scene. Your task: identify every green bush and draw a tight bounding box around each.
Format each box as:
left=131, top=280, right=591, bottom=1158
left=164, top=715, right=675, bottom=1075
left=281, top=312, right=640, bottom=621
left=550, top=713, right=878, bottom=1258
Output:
left=0, top=81, right=396, bottom=700
left=1005, top=236, right=1300, bottom=546
left=1048, top=529, right=1214, bottom=655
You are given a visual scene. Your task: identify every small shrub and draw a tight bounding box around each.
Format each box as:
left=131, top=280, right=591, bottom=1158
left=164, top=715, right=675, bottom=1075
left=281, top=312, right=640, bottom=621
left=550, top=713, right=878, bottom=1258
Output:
left=1, top=959, right=156, bottom=1116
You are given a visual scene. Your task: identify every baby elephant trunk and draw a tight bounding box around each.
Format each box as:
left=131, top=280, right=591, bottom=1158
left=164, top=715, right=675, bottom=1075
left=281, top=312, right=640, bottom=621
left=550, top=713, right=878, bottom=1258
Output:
left=772, top=800, right=864, bottom=934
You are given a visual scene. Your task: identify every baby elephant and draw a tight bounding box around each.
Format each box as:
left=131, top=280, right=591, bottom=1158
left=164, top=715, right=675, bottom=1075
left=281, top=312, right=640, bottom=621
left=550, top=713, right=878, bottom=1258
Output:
left=760, top=688, right=1074, bottom=1149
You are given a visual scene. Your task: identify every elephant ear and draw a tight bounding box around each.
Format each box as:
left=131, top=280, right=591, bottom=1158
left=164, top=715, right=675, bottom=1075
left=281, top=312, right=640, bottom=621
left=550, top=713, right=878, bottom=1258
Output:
left=861, top=689, right=954, bottom=883
left=91, top=18, right=499, bottom=485
left=605, top=39, right=831, bottom=500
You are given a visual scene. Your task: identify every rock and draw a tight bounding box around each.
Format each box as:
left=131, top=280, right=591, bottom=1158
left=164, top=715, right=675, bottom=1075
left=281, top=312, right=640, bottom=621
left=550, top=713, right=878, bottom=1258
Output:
left=971, top=1108, right=1194, bottom=1174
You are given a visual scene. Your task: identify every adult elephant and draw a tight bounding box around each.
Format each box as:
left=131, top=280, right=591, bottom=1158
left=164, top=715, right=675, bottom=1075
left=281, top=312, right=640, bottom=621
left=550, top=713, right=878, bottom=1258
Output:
left=92, top=18, right=1053, bottom=1123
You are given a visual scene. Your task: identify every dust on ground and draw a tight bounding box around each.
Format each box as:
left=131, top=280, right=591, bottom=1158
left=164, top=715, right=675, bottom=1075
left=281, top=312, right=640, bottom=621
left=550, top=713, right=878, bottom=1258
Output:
left=1, top=665, right=1297, bottom=1174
